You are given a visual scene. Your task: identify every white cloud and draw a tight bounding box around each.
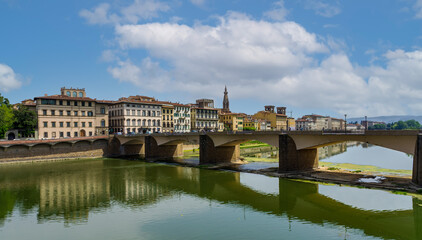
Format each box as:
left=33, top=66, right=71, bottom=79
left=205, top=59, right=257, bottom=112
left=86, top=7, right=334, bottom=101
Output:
left=108, top=58, right=170, bottom=92
left=79, top=3, right=119, bottom=25
left=190, top=0, right=205, bottom=7
left=264, top=0, right=288, bottom=21
left=414, top=0, right=422, bottom=18
left=79, top=0, right=169, bottom=25
left=0, top=63, right=22, bottom=92
left=303, top=0, right=341, bottom=18
left=102, top=10, right=422, bottom=116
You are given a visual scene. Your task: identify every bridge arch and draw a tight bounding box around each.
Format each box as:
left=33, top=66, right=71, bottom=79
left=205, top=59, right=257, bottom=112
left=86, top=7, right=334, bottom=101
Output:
left=288, top=132, right=418, bottom=155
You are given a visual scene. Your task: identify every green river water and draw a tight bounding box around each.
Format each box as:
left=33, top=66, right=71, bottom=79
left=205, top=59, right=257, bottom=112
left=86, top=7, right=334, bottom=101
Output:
left=0, top=158, right=421, bottom=239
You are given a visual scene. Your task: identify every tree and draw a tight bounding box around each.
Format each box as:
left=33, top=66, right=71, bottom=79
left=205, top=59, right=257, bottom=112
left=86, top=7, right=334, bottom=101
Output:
left=12, top=104, right=37, bottom=137
left=405, top=119, right=421, bottom=129
left=243, top=126, right=256, bottom=131
left=373, top=123, right=386, bottom=130
left=0, top=94, right=14, bottom=138
left=393, top=120, right=408, bottom=130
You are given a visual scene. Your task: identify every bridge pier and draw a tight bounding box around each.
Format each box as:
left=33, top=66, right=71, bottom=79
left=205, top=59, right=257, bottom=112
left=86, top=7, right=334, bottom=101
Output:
left=145, top=136, right=183, bottom=161
left=413, top=135, right=422, bottom=186
left=279, top=135, right=318, bottom=172
left=199, top=135, right=240, bottom=164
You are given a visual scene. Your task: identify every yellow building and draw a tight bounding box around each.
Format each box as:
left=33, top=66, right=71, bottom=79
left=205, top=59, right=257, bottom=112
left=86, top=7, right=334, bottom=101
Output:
left=287, top=117, right=296, bottom=130
left=243, top=119, right=259, bottom=131
left=220, top=113, right=244, bottom=131
left=252, top=106, right=287, bottom=130
left=35, top=88, right=109, bottom=139
left=161, top=104, right=174, bottom=133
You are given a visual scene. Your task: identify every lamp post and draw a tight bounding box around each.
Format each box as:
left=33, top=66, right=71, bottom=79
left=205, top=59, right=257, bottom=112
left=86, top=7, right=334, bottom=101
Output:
left=344, top=114, right=347, bottom=134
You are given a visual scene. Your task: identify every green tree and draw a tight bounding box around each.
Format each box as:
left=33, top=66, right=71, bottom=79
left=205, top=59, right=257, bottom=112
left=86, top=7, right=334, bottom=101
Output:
left=405, top=119, right=421, bottom=129
left=0, top=94, right=14, bottom=138
left=12, top=104, right=37, bottom=137
left=373, top=123, right=386, bottom=129
left=393, top=120, right=408, bottom=130
left=243, top=126, right=256, bottom=131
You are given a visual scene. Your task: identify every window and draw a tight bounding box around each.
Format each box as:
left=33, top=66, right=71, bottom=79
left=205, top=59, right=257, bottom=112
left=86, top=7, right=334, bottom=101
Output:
left=142, top=110, right=146, bottom=116
left=81, top=101, right=85, bottom=106
left=89, top=122, right=92, bottom=127
left=152, top=111, right=156, bottom=117
left=88, top=111, right=93, bottom=116
left=101, top=107, right=105, bottom=114
left=74, top=101, right=78, bottom=106
left=51, top=122, right=56, bottom=128
left=67, top=111, right=71, bottom=116
left=43, top=122, right=48, bottom=127
left=67, top=132, right=71, bottom=137
left=59, top=132, right=64, bottom=138
left=137, top=110, right=140, bottom=116
left=66, top=122, right=70, bottom=127
left=51, top=110, right=55, bottom=116
left=132, top=110, right=135, bottom=116
left=126, top=110, right=130, bottom=115
left=73, top=92, right=77, bottom=97
left=41, top=99, right=56, bottom=105
left=59, top=110, right=63, bottom=116
left=60, top=122, right=64, bottom=127
left=126, top=119, right=130, bottom=126
left=66, top=91, right=70, bottom=96
left=88, top=102, right=92, bottom=107
left=82, top=122, right=86, bottom=127
left=44, top=132, right=48, bottom=138
left=89, top=131, right=93, bottom=136
left=101, top=120, right=106, bottom=127
left=74, top=132, right=78, bottom=137
left=82, top=111, right=86, bottom=116
left=59, top=100, right=63, bottom=105
left=67, top=101, right=70, bottom=106
left=43, top=110, right=47, bottom=115
left=148, top=111, right=151, bottom=116
left=79, top=92, right=83, bottom=97
left=74, top=111, right=78, bottom=116
left=74, top=122, right=78, bottom=127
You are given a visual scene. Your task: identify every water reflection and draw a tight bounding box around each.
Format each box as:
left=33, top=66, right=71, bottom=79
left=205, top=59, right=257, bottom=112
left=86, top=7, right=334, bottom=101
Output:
left=0, top=159, right=421, bottom=239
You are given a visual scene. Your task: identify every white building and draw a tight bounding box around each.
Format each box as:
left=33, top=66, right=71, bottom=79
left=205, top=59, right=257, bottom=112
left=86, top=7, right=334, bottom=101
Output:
left=173, top=103, right=191, bottom=133
left=109, top=96, right=162, bottom=134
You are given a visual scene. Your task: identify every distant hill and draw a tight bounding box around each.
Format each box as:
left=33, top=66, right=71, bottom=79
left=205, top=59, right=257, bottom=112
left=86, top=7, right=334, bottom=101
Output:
left=348, top=115, right=422, bottom=124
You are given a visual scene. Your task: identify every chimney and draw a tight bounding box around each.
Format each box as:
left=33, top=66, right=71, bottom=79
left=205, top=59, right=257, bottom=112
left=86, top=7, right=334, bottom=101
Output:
left=44, top=94, right=48, bottom=96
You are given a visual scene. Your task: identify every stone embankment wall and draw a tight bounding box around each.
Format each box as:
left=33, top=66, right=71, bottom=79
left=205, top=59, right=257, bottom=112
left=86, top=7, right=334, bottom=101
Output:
left=240, top=146, right=278, bottom=155
left=0, top=138, right=110, bottom=163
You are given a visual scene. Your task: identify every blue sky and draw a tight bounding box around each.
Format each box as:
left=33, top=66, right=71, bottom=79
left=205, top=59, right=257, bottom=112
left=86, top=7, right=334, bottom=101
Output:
left=2, top=0, right=422, bottom=118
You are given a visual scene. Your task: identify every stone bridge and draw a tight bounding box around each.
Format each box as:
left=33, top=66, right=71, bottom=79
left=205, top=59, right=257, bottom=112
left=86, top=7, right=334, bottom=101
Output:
left=113, top=130, right=422, bottom=186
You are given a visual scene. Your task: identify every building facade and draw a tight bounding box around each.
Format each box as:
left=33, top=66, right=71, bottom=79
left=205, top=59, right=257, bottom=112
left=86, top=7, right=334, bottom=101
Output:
left=173, top=103, right=191, bottom=133
left=252, top=106, right=288, bottom=130
left=161, top=104, right=174, bottom=133
left=35, top=88, right=109, bottom=139
left=190, top=99, right=219, bottom=131
left=109, top=96, right=162, bottom=134
left=220, top=113, right=244, bottom=131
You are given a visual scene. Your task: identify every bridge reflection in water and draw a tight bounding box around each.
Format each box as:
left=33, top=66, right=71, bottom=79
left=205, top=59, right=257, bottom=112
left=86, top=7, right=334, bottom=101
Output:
left=0, top=159, right=420, bottom=239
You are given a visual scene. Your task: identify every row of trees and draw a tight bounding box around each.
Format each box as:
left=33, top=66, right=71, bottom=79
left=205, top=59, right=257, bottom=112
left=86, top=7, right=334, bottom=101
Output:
left=0, top=94, right=37, bottom=139
left=368, top=120, right=421, bottom=130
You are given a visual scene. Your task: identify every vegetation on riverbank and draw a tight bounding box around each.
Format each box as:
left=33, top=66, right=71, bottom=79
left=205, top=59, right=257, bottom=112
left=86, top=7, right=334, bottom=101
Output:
left=240, top=140, right=271, bottom=149
left=320, top=162, right=412, bottom=176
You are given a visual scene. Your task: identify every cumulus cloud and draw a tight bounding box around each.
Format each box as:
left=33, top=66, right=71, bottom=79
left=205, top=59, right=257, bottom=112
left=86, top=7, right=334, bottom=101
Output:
left=264, top=0, right=288, bottom=21
left=303, top=0, right=341, bottom=18
left=0, top=63, right=22, bottom=92
left=79, top=0, right=169, bottom=25
left=108, top=58, right=171, bottom=92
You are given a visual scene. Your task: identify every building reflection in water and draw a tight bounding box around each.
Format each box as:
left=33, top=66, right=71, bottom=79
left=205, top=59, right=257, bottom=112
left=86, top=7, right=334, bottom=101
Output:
left=0, top=159, right=421, bottom=239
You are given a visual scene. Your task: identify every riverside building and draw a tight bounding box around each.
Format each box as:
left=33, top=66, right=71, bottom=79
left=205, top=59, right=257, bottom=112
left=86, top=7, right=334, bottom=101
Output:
left=190, top=99, right=219, bottom=131
left=109, top=96, right=162, bottom=134
left=173, top=103, right=191, bottom=133
left=34, top=88, right=109, bottom=139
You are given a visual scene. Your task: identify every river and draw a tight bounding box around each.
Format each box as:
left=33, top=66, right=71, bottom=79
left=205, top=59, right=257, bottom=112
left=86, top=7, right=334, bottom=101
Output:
left=0, top=158, right=421, bottom=239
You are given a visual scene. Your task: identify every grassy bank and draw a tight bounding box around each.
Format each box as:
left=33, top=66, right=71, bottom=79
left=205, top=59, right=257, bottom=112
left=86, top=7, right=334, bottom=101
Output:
left=320, top=161, right=412, bottom=175
left=240, top=140, right=271, bottom=149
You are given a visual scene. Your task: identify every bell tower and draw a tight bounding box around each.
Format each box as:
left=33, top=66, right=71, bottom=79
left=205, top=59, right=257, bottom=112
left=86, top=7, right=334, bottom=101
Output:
left=223, top=86, right=230, bottom=113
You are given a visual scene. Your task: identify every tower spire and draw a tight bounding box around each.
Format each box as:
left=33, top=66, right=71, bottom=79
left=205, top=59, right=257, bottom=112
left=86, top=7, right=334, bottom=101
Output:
left=223, top=85, right=230, bottom=113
